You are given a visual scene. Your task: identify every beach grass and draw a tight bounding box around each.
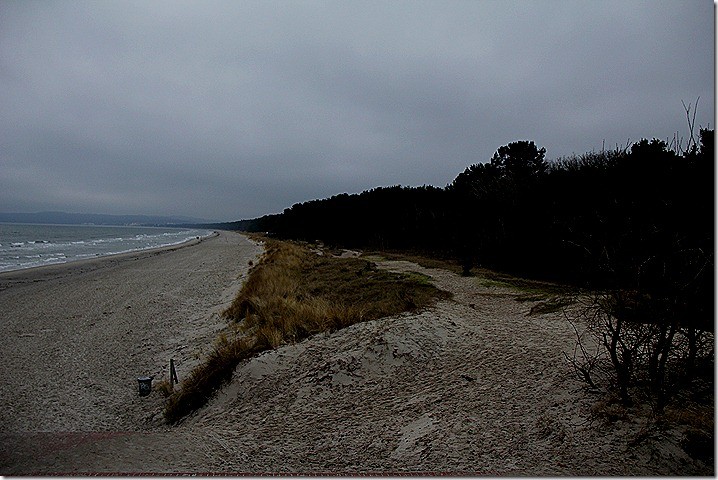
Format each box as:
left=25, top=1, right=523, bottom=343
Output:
left=164, top=238, right=450, bottom=423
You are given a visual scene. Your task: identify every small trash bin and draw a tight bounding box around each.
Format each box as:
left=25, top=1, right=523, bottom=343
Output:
left=137, top=376, right=152, bottom=397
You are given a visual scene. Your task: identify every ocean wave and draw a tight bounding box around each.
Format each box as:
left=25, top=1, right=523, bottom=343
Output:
left=0, top=226, right=213, bottom=272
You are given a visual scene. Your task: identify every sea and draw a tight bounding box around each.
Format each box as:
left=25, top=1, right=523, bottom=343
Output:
left=0, top=223, right=214, bottom=273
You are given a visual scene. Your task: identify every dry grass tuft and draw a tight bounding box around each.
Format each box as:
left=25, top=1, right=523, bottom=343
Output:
left=155, top=379, right=174, bottom=398
left=165, top=334, right=260, bottom=423
left=590, top=395, right=630, bottom=422
left=164, top=238, right=449, bottom=423
left=663, top=393, right=714, bottom=461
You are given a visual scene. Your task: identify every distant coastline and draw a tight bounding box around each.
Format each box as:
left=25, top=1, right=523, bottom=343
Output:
left=0, top=211, right=215, bottom=227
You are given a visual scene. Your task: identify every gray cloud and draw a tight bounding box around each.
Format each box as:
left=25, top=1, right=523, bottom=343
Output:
left=0, top=0, right=713, bottom=221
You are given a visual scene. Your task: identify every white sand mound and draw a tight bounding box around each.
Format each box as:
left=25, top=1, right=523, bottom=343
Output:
left=184, top=259, right=710, bottom=475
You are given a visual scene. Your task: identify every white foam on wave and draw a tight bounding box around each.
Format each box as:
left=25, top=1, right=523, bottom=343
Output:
left=0, top=226, right=214, bottom=273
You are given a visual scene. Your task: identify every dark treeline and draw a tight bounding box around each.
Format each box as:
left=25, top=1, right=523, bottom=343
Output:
left=228, top=129, right=714, bottom=330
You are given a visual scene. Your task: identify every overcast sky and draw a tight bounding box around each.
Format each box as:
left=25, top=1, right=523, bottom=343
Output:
left=1, top=0, right=714, bottom=222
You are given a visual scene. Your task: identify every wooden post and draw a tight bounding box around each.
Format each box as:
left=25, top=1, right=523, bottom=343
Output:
left=170, top=358, right=178, bottom=391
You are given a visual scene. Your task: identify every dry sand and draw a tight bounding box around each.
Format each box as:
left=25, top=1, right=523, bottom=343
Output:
left=0, top=231, right=263, bottom=474
left=0, top=235, right=710, bottom=475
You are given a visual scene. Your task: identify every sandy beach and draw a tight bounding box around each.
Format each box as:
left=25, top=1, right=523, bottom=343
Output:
left=0, top=231, right=263, bottom=474
left=0, top=235, right=710, bottom=475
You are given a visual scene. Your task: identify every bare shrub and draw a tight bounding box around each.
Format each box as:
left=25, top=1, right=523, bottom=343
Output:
left=566, top=291, right=714, bottom=411
left=563, top=314, right=605, bottom=391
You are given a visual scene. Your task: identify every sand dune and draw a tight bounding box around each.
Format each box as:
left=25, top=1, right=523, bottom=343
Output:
left=0, top=234, right=709, bottom=475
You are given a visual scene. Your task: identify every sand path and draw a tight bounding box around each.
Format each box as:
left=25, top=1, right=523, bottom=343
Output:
left=0, top=239, right=708, bottom=475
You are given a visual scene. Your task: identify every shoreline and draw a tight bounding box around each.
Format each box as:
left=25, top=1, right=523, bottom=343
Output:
left=0, top=230, right=263, bottom=472
left=0, top=230, right=220, bottom=288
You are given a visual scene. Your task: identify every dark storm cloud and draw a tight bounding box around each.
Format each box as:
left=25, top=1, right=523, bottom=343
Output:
left=0, top=0, right=713, bottom=221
